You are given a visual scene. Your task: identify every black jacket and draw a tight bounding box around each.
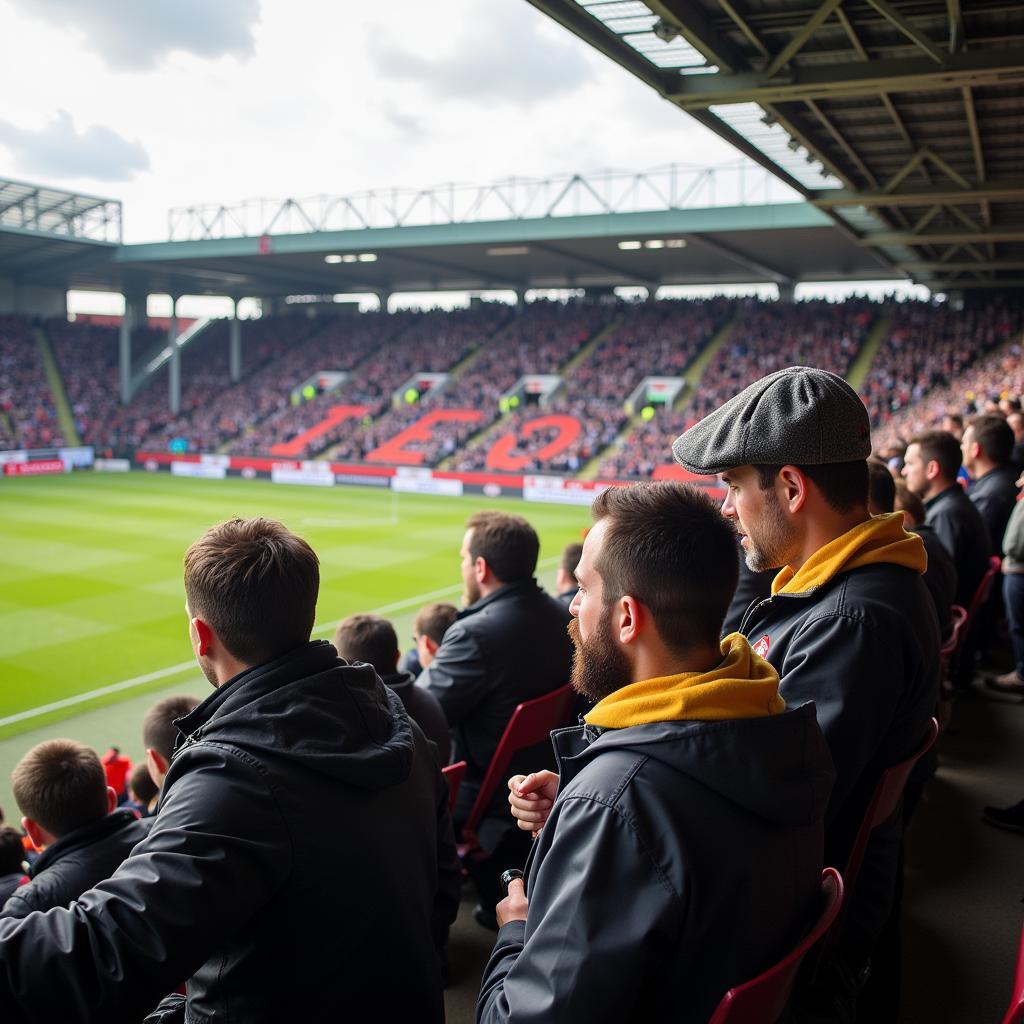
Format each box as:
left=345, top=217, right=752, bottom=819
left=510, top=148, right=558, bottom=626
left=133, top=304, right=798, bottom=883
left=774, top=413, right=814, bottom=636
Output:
left=0, top=809, right=150, bottom=920
left=0, top=874, right=24, bottom=909
left=0, top=641, right=459, bottom=1024
left=723, top=544, right=774, bottom=636
left=382, top=669, right=451, bottom=764
left=740, top=562, right=939, bottom=961
left=969, top=464, right=1019, bottom=557
left=478, top=704, right=834, bottom=1024
left=912, top=524, right=958, bottom=637
left=925, top=483, right=991, bottom=607
left=420, top=579, right=573, bottom=825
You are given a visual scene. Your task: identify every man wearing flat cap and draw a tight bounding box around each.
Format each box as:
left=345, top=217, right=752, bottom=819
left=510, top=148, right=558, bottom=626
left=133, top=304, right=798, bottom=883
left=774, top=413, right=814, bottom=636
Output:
left=673, top=365, right=939, bottom=1021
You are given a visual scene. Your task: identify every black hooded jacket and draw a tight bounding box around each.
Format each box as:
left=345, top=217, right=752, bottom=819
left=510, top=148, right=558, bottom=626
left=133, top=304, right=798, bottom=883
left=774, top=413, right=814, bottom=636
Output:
left=0, top=809, right=150, bottom=920
left=0, top=641, right=459, bottom=1024
left=478, top=703, right=834, bottom=1024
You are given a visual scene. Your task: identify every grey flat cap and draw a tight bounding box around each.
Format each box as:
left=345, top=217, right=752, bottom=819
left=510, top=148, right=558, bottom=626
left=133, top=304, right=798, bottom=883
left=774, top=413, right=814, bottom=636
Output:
left=672, top=365, right=871, bottom=475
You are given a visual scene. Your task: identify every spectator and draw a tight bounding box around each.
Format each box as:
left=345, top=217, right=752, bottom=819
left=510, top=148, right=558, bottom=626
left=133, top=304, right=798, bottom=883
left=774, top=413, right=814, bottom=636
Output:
left=488, top=482, right=833, bottom=1023
left=988, top=490, right=1024, bottom=697
left=903, top=430, right=990, bottom=611
left=126, top=763, right=159, bottom=817
left=893, top=483, right=957, bottom=640
left=100, top=746, right=132, bottom=802
left=1008, top=411, right=1024, bottom=470
left=333, top=613, right=451, bottom=765
left=0, top=518, right=458, bottom=1022
left=942, top=413, right=964, bottom=440
left=963, top=415, right=1018, bottom=554
left=420, top=510, right=573, bottom=915
left=142, top=694, right=201, bottom=795
left=554, top=541, right=583, bottom=605
left=674, top=366, right=938, bottom=1018
left=413, top=601, right=459, bottom=673
left=0, top=829, right=27, bottom=908
left=1, top=739, right=151, bottom=921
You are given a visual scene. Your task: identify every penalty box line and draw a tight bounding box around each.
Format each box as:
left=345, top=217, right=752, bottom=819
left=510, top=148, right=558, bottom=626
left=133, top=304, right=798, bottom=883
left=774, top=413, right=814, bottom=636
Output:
left=0, top=556, right=560, bottom=729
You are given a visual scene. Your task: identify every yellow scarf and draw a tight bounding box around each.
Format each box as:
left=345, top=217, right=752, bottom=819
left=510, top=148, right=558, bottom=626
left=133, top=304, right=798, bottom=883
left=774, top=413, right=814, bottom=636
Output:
left=584, top=633, right=784, bottom=729
left=771, top=512, right=926, bottom=596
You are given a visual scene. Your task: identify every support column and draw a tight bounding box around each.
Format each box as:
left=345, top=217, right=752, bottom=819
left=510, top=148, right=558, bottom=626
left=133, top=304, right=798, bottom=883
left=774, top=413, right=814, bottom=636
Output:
left=514, top=289, right=526, bottom=311
left=119, top=300, right=133, bottom=404
left=229, top=298, right=242, bottom=383
left=168, top=296, right=181, bottom=416
left=377, top=291, right=391, bottom=313
left=777, top=280, right=797, bottom=303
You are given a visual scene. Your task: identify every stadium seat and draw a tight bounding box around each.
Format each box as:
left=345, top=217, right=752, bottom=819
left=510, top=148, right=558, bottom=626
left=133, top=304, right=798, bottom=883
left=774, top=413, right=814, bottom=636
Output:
left=940, top=605, right=969, bottom=661
left=948, top=556, right=1002, bottom=691
left=457, top=684, right=575, bottom=857
left=825, top=718, right=939, bottom=950
left=441, top=760, right=466, bottom=816
left=708, top=868, right=845, bottom=1024
left=1002, top=922, right=1024, bottom=1024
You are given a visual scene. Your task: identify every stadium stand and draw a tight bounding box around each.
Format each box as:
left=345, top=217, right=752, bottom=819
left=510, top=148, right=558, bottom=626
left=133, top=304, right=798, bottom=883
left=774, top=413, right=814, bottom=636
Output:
left=0, top=316, right=65, bottom=450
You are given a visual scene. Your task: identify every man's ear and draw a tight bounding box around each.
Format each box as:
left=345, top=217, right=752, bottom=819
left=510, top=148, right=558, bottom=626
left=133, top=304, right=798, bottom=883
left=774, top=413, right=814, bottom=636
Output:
left=106, top=786, right=118, bottom=813
left=146, top=749, right=169, bottom=790
left=778, top=465, right=809, bottom=513
left=474, top=555, right=490, bottom=586
left=191, top=616, right=214, bottom=657
left=617, top=595, right=642, bottom=646
left=424, top=636, right=440, bottom=657
left=21, top=817, right=47, bottom=853
left=924, top=458, right=941, bottom=482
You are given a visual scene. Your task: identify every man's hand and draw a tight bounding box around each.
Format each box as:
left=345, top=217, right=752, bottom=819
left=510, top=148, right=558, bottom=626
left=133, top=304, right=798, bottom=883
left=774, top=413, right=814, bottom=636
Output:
left=496, top=878, right=529, bottom=927
left=507, top=771, right=559, bottom=837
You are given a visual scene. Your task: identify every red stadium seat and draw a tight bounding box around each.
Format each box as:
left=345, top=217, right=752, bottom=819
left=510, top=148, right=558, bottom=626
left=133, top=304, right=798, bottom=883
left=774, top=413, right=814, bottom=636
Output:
left=826, top=718, right=939, bottom=950
left=708, top=868, right=845, bottom=1024
left=1002, top=923, right=1024, bottom=1024
left=441, top=760, right=466, bottom=816
left=458, top=684, right=575, bottom=856
left=940, top=605, right=969, bottom=661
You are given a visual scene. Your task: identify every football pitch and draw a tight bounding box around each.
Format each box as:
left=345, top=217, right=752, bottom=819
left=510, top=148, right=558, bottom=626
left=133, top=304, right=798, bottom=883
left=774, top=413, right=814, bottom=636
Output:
left=0, top=472, right=588, bottom=816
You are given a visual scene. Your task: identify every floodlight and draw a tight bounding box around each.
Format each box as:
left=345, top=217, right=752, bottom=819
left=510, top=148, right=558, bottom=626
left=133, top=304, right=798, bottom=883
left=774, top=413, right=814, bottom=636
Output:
left=358, top=253, right=378, bottom=262
left=652, top=18, right=680, bottom=42
left=324, top=254, right=343, bottom=264
left=644, top=240, right=665, bottom=249
left=666, top=239, right=687, bottom=249
left=618, top=240, right=642, bottom=250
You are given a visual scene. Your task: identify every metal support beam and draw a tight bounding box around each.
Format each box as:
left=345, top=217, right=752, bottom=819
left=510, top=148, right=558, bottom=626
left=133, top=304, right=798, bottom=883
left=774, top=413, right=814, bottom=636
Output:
left=119, top=302, right=133, bottom=405
left=667, top=48, right=1024, bottom=107
left=860, top=229, right=1024, bottom=246
left=531, top=242, right=648, bottom=285
left=898, top=261, right=1024, bottom=273
left=812, top=180, right=1024, bottom=208
left=646, top=1, right=746, bottom=70
left=685, top=233, right=792, bottom=284
left=947, top=0, right=964, bottom=53
left=764, top=0, right=845, bottom=79
left=714, top=0, right=771, bottom=61
left=864, top=0, right=945, bottom=63
left=168, top=296, right=181, bottom=417
left=229, top=300, right=242, bottom=384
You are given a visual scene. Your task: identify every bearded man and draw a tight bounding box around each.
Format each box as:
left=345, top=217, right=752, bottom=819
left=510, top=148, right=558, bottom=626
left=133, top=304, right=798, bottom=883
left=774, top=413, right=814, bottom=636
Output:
left=478, top=482, right=834, bottom=1024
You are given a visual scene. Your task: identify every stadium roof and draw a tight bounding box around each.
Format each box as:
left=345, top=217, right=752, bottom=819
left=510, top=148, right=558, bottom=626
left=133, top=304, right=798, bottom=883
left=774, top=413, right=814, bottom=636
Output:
left=526, top=0, right=1024, bottom=291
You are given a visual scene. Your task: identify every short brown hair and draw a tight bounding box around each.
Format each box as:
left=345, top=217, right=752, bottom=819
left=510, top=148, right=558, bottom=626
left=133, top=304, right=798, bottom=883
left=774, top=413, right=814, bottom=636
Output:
left=0, top=826, right=24, bottom=875
left=756, top=460, right=868, bottom=514
left=909, top=430, right=961, bottom=483
left=128, top=762, right=159, bottom=805
left=894, top=482, right=926, bottom=527
left=560, top=542, right=584, bottom=583
left=967, top=414, right=1014, bottom=466
left=591, top=482, right=738, bottom=653
left=333, top=614, right=398, bottom=676
left=184, top=518, right=319, bottom=666
left=142, top=695, right=200, bottom=763
left=867, top=458, right=896, bottom=515
left=12, top=740, right=109, bottom=838
left=466, top=511, right=539, bottom=583
left=413, top=603, right=458, bottom=645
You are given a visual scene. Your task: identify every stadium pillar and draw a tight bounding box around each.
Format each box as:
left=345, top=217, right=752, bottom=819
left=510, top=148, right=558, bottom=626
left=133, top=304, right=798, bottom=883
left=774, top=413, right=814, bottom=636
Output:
left=119, top=303, right=133, bottom=405
left=514, top=290, right=525, bottom=310
left=777, top=281, right=797, bottom=302
left=168, top=296, right=181, bottom=416
left=376, top=291, right=391, bottom=313
left=229, top=299, right=242, bottom=383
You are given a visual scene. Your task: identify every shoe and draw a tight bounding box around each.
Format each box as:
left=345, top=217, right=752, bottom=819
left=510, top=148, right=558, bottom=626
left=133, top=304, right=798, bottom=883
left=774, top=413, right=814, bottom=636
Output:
left=472, top=903, right=499, bottom=932
left=985, top=671, right=1024, bottom=695
left=982, top=800, right=1024, bottom=834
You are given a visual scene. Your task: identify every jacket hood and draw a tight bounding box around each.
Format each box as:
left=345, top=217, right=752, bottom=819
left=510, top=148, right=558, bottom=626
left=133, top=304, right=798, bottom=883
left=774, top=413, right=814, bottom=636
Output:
left=584, top=633, right=784, bottom=729
left=176, top=641, right=416, bottom=792
left=772, top=512, right=926, bottom=596
left=564, top=701, right=833, bottom=827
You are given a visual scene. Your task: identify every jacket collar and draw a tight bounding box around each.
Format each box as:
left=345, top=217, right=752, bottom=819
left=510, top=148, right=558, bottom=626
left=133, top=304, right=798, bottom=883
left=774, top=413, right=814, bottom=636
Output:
left=925, top=483, right=963, bottom=510
left=457, top=578, right=538, bottom=618
left=31, top=808, right=139, bottom=876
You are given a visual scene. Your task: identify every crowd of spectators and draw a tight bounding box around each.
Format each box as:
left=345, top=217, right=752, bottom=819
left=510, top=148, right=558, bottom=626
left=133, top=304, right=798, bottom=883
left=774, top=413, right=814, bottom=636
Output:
left=0, top=316, right=66, bottom=450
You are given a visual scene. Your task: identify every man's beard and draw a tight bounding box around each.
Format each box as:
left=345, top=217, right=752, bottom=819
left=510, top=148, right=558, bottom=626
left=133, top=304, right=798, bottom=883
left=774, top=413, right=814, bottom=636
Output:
left=462, top=576, right=481, bottom=608
left=743, top=487, right=798, bottom=573
left=568, top=614, right=630, bottom=704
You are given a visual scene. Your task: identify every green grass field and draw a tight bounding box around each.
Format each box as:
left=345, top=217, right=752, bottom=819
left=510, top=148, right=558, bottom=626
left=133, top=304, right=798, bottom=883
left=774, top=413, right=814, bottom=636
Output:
left=0, top=472, right=588, bottom=817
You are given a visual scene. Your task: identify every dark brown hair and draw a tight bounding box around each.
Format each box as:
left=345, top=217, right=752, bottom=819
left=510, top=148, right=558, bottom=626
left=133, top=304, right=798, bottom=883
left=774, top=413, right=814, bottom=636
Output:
left=967, top=414, right=1014, bottom=466
left=12, top=739, right=108, bottom=838
left=894, top=482, right=926, bottom=526
left=466, top=510, right=539, bottom=583
left=184, top=518, right=319, bottom=666
left=591, top=482, right=738, bottom=653
left=909, top=430, right=962, bottom=483
left=413, top=602, right=458, bottom=645
left=560, top=542, right=584, bottom=583
left=128, top=762, right=159, bottom=805
left=756, top=459, right=869, bottom=514
left=333, top=614, right=398, bottom=676
left=866, top=458, right=896, bottom=515
left=0, top=826, right=24, bottom=876
left=142, top=694, right=200, bottom=762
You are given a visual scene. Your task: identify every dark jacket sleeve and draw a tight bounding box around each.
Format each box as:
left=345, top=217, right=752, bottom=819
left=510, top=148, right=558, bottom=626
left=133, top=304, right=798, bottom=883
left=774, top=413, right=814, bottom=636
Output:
left=433, top=757, right=461, bottom=949
left=0, top=743, right=292, bottom=1024
left=927, top=505, right=958, bottom=562
left=419, top=621, right=487, bottom=727
left=477, top=795, right=679, bottom=1023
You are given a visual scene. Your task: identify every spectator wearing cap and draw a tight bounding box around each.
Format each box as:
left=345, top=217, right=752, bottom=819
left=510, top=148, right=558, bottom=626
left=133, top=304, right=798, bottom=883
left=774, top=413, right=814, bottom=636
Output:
left=673, top=365, right=938, bottom=1020
left=902, top=430, right=990, bottom=612
left=334, top=614, right=451, bottom=765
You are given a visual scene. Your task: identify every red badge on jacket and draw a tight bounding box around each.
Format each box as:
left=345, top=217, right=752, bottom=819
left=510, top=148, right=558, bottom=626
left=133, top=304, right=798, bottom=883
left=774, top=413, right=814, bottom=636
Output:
left=753, top=635, right=771, bottom=659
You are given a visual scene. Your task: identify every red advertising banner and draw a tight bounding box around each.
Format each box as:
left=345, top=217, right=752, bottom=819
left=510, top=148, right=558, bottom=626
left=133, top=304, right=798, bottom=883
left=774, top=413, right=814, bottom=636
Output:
left=3, top=459, right=66, bottom=477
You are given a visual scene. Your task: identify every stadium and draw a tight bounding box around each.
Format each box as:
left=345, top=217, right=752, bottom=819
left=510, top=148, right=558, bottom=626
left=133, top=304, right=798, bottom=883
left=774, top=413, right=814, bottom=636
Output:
left=0, top=0, right=1022, bottom=1021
